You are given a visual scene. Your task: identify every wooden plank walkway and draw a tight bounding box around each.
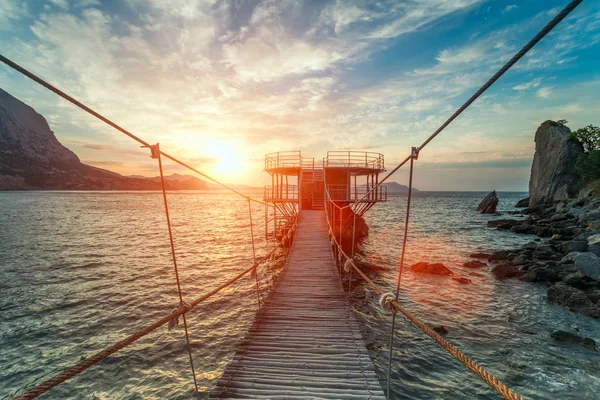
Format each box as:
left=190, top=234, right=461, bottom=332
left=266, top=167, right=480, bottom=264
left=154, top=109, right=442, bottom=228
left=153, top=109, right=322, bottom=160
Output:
left=210, top=210, right=385, bottom=399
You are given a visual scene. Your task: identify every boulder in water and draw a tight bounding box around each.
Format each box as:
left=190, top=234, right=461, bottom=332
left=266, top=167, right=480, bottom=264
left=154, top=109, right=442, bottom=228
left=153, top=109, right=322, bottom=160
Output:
left=515, top=197, right=530, bottom=207
left=529, top=121, right=583, bottom=206
left=547, top=283, right=600, bottom=319
left=560, top=252, right=600, bottom=281
left=469, top=252, right=491, bottom=259
left=433, top=325, right=448, bottom=335
left=491, top=261, right=519, bottom=279
left=550, top=330, right=597, bottom=351
left=463, top=260, right=486, bottom=268
left=469, top=272, right=485, bottom=277
left=488, top=251, right=510, bottom=262
left=452, top=277, right=472, bottom=284
left=477, top=190, right=499, bottom=214
left=410, top=262, right=452, bottom=275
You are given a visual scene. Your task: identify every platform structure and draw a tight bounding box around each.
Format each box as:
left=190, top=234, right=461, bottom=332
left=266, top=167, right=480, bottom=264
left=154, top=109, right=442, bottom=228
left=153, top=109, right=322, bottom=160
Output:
left=263, top=151, right=387, bottom=241
left=210, top=210, right=386, bottom=399
left=323, top=151, right=387, bottom=216
left=263, top=151, right=302, bottom=241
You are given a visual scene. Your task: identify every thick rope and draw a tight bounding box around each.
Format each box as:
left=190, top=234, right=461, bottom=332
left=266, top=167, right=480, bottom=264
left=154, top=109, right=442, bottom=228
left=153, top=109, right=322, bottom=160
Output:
left=154, top=145, right=200, bottom=397
left=13, top=263, right=257, bottom=400
left=349, top=263, right=525, bottom=400
left=385, top=151, right=415, bottom=399
left=0, top=53, right=266, bottom=206
left=247, top=198, right=261, bottom=308
left=323, top=180, right=524, bottom=399
left=353, top=0, right=584, bottom=209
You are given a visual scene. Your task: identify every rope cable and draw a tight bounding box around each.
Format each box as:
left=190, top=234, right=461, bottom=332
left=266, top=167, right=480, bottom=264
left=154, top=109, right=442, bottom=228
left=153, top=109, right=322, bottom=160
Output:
left=0, top=53, right=267, bottom=206
left=353, top=0, right=584, bottom=211
left=385, top=151, right=415, bottom=399
left=247, top=198, right=261, bottom=308
left=12, top=263, right=258, bottom=400
left=154, top=145, right=200, bottom=397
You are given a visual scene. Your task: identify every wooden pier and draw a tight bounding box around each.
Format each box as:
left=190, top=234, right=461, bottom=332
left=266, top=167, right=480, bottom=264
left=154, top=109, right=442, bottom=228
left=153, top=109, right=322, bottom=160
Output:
left=211, top=210, right=385, bottom=399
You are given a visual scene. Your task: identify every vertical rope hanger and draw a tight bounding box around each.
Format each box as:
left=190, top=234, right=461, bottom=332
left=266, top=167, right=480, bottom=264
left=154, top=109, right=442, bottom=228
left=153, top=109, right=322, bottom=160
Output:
left=247, top=198, right=261, bottom=308
left=385, top=147, right=418, bottom=400
left=147, top=143, right=200, bottom=398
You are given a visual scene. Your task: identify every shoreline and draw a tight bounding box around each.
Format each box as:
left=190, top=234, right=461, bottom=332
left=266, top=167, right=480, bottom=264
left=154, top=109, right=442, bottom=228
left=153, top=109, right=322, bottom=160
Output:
left=482, top=196, right=600, bottom=320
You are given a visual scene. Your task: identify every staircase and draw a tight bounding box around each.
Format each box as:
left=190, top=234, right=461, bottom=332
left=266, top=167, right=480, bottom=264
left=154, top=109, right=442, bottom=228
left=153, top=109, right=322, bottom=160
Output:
left=312, top=168, right=324, bottom=210
left=300, top=168, right=325, bottom=210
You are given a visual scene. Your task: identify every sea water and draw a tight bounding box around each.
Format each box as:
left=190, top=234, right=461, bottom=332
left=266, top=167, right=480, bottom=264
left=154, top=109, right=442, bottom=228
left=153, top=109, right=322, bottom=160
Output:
left=0, top=191, right=598, bottom=399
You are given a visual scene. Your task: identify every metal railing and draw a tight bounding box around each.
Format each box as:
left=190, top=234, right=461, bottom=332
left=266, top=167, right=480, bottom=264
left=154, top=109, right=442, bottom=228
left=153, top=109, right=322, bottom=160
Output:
left=263, top=184, right=299, bottom=201
left=301, top=157, right=315, bottom=169
left=326, top=184, right=387, bottom=202
left=323, top=151, right=385, bottom=171
left=264, top=151, right=302, bottom=170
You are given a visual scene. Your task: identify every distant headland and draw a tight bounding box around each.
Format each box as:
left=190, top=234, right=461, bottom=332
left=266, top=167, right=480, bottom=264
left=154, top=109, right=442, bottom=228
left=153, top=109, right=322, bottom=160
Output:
left=0, top=88, right=255, bottom=191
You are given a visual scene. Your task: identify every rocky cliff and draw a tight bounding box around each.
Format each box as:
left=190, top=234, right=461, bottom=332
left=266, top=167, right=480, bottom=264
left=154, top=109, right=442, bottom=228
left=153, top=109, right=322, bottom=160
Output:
left=0, top=88, right=215, bottom=190
left=529, top=120, right=583, bottom=206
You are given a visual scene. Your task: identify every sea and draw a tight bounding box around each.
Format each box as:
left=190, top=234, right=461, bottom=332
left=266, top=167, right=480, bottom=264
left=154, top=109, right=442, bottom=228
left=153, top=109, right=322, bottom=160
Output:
left=1, top=191, right=599, bottom=399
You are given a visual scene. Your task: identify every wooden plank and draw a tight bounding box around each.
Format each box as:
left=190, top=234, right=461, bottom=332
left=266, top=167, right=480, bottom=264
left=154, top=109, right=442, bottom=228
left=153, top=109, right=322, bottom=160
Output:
left=210, top=210, right=385, bottom=399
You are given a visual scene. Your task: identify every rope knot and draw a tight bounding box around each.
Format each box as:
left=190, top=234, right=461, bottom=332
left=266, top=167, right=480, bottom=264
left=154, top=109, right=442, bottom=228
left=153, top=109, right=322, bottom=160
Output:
left=168, top=302, right=190, bottom=331
left=337, top=249, right=342, bottom=262
left=378, top=292, right=396, bottom=314
left=344, top=258, right=353, bottom=273
left=411, top=146, right=420, bottom=160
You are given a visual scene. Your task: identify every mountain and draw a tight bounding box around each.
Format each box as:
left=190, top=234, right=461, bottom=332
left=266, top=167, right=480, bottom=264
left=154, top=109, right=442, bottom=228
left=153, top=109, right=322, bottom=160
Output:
left=0, top=88, right=252, bottom=191
left=385, top=181, right=419, bottom=193
left=359, top=181, right=419, bottom=193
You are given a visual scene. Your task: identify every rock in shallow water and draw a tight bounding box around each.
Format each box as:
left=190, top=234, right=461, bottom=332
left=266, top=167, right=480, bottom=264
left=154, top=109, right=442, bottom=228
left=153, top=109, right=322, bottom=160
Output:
left=550, top=330, right=597, bottom=351
left=477, top=190, right=499, bottom=214
left=561, top=252, right=600, bottom=280
left=547, top=283, right=600, bottom=319
left=463, top=260, right=486, bottom=268
left=452, top=277, right=472, bottom=284
left=469, top=252, right=490, bottom=259
left=488, top=251, right=510, bottom=262
left=410, top=262, right=452, bottom=275
left=492, top=261, right=519, bottom=279
left=432, top=325, right=448, bottom=335
left=515, top=197, right=530, bottom=208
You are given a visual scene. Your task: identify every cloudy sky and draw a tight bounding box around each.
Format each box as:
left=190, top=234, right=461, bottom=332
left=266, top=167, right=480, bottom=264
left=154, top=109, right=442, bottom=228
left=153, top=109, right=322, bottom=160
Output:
left=1, top=0, right=599, bottom=190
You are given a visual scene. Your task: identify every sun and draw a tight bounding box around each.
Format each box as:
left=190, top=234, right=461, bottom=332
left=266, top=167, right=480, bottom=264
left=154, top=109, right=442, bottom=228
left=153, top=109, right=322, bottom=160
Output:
left=206, top=140, right=244, bottom=177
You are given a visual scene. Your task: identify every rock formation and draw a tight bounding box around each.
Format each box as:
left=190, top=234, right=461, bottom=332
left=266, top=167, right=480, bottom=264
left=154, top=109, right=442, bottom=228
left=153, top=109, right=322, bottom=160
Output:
left=0, top=88, right=216, bottom=190
left=410, top=262, right=452, bottom=275
left=477, top=190, right=498, bottom=214
left=529, top=121, right=583, bottom=206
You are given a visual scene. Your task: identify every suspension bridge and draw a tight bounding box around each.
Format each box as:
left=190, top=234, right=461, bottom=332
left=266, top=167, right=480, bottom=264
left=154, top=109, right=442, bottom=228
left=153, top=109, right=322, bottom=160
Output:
left=1, top=1, right=584, bottom=399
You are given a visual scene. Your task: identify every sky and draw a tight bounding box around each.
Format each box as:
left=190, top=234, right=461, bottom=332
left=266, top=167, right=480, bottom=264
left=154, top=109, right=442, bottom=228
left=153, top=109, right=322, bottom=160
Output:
left=0, top=0, right=599, bottom=190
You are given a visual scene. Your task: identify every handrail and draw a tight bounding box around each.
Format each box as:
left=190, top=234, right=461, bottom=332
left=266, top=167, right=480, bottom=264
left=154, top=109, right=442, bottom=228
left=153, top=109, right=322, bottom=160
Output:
left=263, top=184, right=299, bottom=201
left=264, top=151, right=303, bottom=170
left=0, top=1, right=583, bottom=398
left=324, top=151, right=385, bottom=170
left=326, top=184, right=387, bottom=202
left=11, top=256, right=273, bottom=400
left=322, top=192, right=524, bottom=400
left=351, top=0, right=584, bottom=212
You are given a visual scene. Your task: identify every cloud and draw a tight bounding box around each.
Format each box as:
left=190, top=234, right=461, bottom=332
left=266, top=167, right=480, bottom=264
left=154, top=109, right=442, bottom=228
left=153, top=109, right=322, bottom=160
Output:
left=50, top=0, right=69, bottom=10
left=1, top=0, right=599, bottom=189
left=0, top=0, right=30, bottom=30
left=513, top=77, right=543, bottom=91
left=502, top=5, right=517, bottom=14
left=421, top=158, right=532, bottom=169
left=536, top=87, right=553, bottom=98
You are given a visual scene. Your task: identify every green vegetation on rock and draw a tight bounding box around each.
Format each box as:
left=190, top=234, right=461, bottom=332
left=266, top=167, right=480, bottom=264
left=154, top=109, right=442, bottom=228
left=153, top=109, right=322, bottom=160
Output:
left=570, top=125, right=600, bottom=181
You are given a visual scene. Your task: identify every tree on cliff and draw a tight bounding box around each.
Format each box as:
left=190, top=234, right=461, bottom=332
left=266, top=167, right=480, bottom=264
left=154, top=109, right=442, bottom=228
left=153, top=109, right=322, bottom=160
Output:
left=570, top=125, right=600, bottom=181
